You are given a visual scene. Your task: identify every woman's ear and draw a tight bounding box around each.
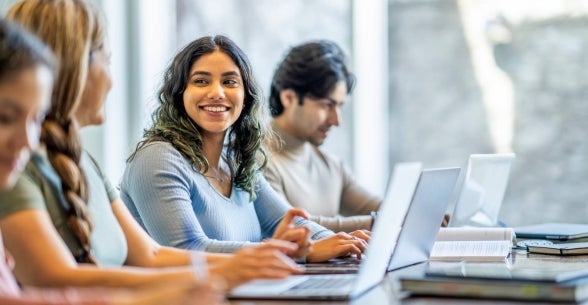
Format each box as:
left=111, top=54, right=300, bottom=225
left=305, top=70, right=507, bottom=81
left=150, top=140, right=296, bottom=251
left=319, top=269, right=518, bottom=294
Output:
left=279, top=89, right=299, bottom=110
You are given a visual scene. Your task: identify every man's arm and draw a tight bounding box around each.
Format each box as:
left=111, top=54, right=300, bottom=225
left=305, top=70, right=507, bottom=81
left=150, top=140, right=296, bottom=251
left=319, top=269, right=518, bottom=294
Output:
left=339, top=162, right=382, bottom=220
left=308, top=214, right=373, bottom=232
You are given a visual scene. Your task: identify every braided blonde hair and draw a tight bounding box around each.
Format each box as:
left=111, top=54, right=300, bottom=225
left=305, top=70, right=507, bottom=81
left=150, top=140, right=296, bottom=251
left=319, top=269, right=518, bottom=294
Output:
left=7, top=0, right=106, bottom=264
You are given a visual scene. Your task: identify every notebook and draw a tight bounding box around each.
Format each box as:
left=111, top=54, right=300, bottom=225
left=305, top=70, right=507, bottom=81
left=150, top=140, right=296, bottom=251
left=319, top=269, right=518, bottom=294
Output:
left=449, top=153, right=515, bottom=227
left=514, top=223, right=588, bottom=241
left=228, top=167, right=460, bottom=300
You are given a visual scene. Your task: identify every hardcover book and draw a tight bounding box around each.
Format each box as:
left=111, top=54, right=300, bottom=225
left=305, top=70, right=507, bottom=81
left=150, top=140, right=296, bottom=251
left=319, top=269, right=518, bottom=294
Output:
left=399, top=258, right=588, bottom=302
left=399, top=275, right=588, bottom=302
left=528, top=242, right=588, bottom=256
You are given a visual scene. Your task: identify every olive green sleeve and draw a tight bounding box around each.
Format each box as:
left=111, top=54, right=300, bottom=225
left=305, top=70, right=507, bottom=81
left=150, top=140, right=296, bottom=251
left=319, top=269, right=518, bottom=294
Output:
left=0, top=171, right=47, bottom=219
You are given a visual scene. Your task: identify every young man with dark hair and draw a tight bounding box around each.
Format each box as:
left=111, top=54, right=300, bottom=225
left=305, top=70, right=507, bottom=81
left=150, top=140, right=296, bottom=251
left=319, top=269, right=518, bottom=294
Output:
left=266, top=40, right=381, bottom=233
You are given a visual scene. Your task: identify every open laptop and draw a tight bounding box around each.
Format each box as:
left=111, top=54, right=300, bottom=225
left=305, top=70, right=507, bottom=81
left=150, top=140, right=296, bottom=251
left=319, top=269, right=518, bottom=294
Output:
left=449, top=153, right=515, bottom=227
left=302, top=162, right=423, bottom=274
left=228, top=167, right=460, bottom=300
left=387, top=167, right=461, bottom=270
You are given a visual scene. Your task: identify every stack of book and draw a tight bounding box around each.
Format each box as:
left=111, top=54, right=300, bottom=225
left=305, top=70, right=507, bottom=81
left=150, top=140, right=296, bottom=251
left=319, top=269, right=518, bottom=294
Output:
left=399, top=259, right=588, bottom=302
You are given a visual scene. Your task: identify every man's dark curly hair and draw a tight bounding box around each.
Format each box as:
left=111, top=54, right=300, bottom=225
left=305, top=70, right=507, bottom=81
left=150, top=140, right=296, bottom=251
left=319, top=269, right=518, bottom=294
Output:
left=269, top=40, right=355, bottom=117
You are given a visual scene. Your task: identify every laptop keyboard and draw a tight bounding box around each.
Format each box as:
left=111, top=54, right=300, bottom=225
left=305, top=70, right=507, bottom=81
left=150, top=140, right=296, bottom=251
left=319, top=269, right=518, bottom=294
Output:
left=290, top=276, right=354, bottom=290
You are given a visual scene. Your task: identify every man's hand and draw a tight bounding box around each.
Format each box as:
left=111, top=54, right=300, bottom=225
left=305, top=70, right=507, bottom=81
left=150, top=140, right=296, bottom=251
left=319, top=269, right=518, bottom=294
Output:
left=306, top=232, right=368, bottom=263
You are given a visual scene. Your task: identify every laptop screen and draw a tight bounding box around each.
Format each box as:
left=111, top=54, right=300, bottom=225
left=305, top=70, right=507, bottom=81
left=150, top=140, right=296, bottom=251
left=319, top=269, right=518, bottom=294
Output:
left=350, top=162, right=422, bottom=297
left=449, top=153, right=515, bottom=227
left=387, top=168, right=460, bottom=271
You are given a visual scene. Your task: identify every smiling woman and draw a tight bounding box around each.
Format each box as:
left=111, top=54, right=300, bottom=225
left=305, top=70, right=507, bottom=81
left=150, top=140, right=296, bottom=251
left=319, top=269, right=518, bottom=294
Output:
left=182, top=50, right=246, bottom=196
left=183, top=51, right=245, bottom=147
left=121, top=35, right=370, bottom=263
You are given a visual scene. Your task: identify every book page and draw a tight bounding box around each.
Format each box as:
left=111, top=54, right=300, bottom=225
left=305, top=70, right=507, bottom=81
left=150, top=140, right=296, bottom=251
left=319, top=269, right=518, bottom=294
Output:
left=436, top=227, right=515, bottom=242
left=430, top=240, right=512, bottom=261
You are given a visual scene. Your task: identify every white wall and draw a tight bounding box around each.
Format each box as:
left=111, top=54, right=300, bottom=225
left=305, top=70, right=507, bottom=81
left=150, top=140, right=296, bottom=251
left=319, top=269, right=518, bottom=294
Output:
left=352, top=0, right=390, bottom=196
left=81, top=0, right=177, bottom=184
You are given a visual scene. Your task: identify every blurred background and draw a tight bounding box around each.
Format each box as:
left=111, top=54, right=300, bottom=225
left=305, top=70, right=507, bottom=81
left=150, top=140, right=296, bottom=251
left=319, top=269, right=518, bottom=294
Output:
left=1, top=0, right=587, bottom=226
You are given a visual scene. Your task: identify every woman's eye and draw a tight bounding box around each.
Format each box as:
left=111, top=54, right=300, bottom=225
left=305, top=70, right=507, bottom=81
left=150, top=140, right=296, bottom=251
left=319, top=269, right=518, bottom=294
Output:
left=224, top=78, right=240, bottom=87
left=193, top=79, right=208, bottom=85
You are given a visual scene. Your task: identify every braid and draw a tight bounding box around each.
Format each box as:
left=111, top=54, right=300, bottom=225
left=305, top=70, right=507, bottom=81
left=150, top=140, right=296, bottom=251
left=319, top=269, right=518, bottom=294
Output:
left=42, top=118, right=95, bottom=264
left=6, top=0, right=106, bottom=264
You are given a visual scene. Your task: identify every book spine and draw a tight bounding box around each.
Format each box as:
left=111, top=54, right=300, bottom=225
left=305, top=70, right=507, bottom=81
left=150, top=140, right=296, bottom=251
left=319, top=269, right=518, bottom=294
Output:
left=401, top=280, right=574, bottom=302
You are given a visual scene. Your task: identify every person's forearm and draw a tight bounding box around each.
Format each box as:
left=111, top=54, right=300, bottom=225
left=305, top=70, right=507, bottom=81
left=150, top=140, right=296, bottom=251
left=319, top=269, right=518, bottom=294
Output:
left=203, top=240, right=256, bottom=253
left=137, top=243, right=251, bottom=278
left=204, top=252, right=232, bottom=264
left=4, top=287, right=112, bottom=305
left=134, top=245, right=191, bottom=268
left=309, top=214, right=372, bottom=232
left=25, top=264, right=195, bottom=289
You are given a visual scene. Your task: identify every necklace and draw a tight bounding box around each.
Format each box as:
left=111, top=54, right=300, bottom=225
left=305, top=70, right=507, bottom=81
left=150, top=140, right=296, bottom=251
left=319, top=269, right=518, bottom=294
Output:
left=203, top=174, right=231, bottom=183
left=202, top=168, right=231, bottom=183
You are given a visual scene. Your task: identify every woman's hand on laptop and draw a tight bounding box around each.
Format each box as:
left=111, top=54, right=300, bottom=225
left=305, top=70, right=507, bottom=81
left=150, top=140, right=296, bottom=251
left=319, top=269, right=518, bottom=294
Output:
left=306, top=232, right=368, bottom=263
left=208, top=240, right=303, bottom=289
left=272, top=209, right=312, bottom=260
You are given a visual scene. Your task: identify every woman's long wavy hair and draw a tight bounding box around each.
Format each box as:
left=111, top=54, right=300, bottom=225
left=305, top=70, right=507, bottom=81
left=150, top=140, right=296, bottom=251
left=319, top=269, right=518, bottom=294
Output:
left=129, top=35, right=271, bottom=200
left=7, top=0, right=106, bottom=264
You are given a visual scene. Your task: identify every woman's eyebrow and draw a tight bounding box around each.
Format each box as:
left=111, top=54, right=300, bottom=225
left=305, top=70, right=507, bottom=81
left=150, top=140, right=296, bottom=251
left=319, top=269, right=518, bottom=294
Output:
left=221, top=71, right=240, bottom=77
left=189, top=71, right=211, bottom=77
left=189, top=70, right=241, bottom=78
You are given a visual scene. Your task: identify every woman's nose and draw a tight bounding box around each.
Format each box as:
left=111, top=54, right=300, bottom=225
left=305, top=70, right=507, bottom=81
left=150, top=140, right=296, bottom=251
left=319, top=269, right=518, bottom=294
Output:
left=207, top=82, right=226, bottom=100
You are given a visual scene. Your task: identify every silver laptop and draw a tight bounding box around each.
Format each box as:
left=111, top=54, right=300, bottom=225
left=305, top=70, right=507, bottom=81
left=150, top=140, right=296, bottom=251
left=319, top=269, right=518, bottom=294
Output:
left=449, top=153, right=515, bottom=227
left=302, top=162, right=423, bottom=275
left=228, top=166, right=460, bottom=300
left=387, top=167, right=461, bottom=271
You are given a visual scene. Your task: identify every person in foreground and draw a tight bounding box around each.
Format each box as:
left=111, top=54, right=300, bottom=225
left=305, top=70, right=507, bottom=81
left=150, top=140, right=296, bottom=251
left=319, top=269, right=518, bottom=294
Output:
left=0, top=0, right=305, bottom=292
left=0, top=17, right=221, bottom=305
left=265, top=40, right=381, bottom=232
left=120, top=35, right=369, bottom=262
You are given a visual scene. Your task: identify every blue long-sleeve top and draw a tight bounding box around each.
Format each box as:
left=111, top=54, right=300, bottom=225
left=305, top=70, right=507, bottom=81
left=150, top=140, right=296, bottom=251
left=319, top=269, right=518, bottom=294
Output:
left=120, top=141, right=334, bottom=253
